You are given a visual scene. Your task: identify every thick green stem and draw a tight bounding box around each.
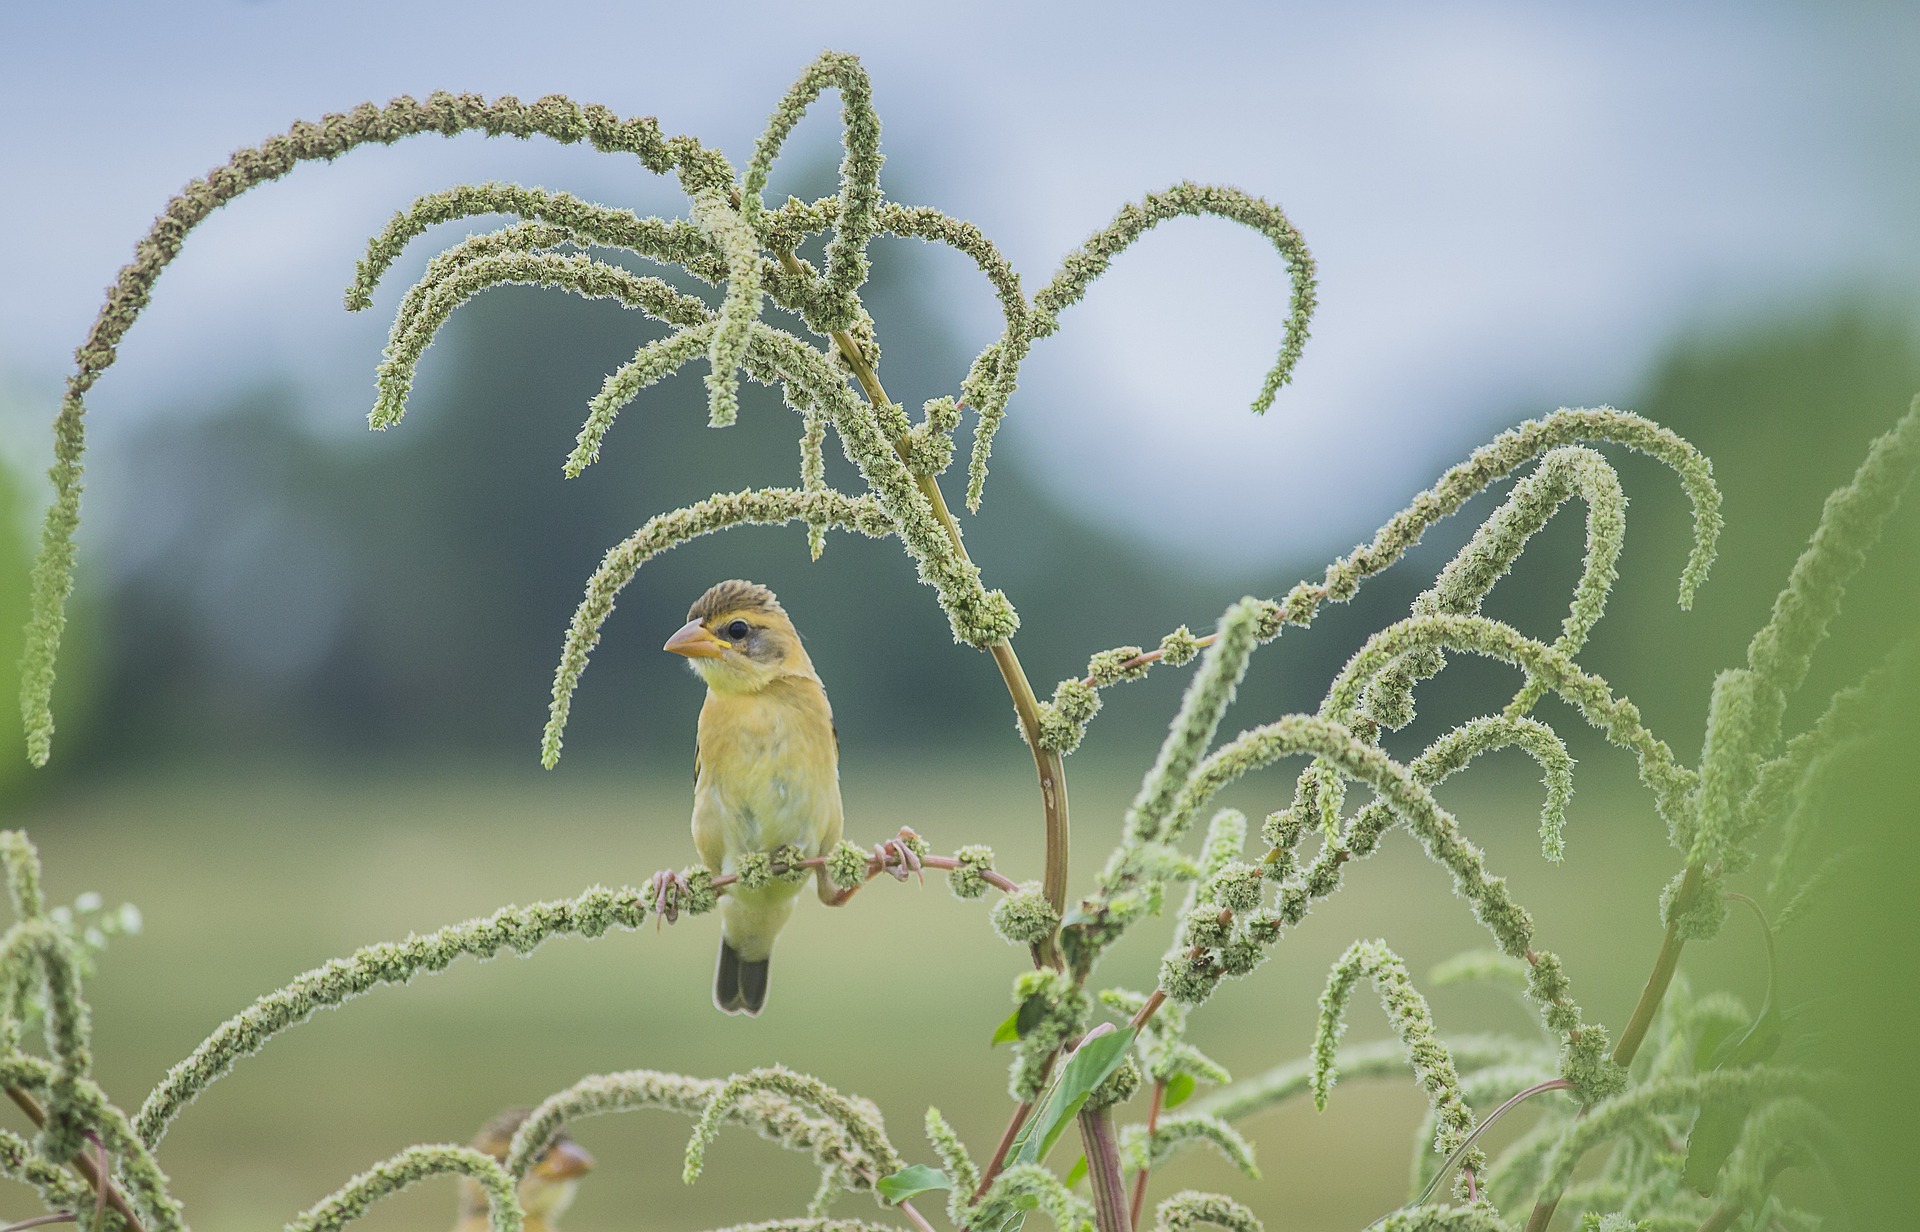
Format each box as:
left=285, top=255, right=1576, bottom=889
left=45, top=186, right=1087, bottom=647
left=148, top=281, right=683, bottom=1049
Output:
left=1613, top=862, right=1703, bottom=1068
left=777, top=250, right=1071, bottom=951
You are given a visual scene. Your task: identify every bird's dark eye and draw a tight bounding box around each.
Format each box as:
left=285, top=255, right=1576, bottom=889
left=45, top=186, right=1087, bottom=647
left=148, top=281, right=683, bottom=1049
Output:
left=725, top=619, right=751, bottom=641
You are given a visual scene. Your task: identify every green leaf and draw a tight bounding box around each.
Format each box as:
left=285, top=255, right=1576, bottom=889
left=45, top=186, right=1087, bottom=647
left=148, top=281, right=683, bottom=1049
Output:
left=1684, top=1099, right=1747, bottom=1195
left=1064, top=1154, right=1088, bottom=1187
left=1009, top=1026, right=1137, bottom=1168
left=875, top=1164, right=952, bottom=1204
left=992, top=1008, right=1023, bottom=1047
left=1163, top=1071, right=1197, bottom=1109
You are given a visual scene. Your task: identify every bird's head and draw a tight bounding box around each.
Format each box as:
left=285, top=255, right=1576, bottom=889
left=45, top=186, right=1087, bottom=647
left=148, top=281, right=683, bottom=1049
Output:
left=664, top=579, right=816, bottom=694
left=460, top=1108, right=594, bottom=1230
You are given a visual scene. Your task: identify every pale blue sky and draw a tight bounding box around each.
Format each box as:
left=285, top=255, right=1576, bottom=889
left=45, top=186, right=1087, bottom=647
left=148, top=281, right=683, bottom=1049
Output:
left=3, top=1, right=1916, bottom=564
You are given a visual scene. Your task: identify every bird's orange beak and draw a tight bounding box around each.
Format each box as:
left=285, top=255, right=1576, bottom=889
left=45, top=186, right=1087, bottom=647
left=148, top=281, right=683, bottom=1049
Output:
left=664, top=619, right=727, bottom=659
left=534, top=1139, right=595, bottom=1181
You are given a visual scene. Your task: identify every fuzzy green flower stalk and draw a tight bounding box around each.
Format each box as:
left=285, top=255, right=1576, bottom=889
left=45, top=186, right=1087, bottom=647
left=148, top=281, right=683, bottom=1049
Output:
left=0, top=1056, right=183, bottom=1232
left=963, top=183, right=1316, bottom=510
left=683, top=1067, right=901, bottom=1191
left=1152, top=1191, right=1262, bottom=1232
left=138, top=886, right=650, bottom=1146
left=346, top=182, right=722, bottom=311
left=741, top=51, right=882, bottom=335
left=1055, top=406, right=1717, bottom=710
left=18, top=88, right=738, bottom=766
left=1687, top=394, right=1920, bottom=873
left=1312, top=941, right=1482, bottom=1187
left=1365, top=446, right=1627, bottom=728
left=506, top=1070, right=848, bottom=1181
left=288, top=1145, right=519, bottom=1232
left=543, top=488, right=893, bottom=767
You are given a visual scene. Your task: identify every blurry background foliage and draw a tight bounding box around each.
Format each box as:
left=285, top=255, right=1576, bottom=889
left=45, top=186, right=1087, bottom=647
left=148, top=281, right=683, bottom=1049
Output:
left=0, top=140, right=1915, bottom=1232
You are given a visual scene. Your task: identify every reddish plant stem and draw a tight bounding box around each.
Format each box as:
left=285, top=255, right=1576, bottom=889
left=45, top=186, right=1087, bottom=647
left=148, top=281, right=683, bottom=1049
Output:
left=1080, top=634, right=1222, bottom=688
left=1, top=1216, right=78, bottom=1232
left=972, top=1098, right=1035, bottom=1202
left=708, top=847, right=1022, bottom=897
left=1078, top=1106, right=1131, bottom=1232
left=895, top=1198, right=939, bottom=1232
left=4, top=1087, right=145, bottom=1232
left=1128, top=1079, right=1167, bottom=1229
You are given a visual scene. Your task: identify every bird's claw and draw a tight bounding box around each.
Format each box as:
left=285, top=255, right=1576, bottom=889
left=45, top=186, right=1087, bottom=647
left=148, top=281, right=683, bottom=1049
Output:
left=650, top=868, right=691, bottom=927
left=872, top=827, right=925, bottom=884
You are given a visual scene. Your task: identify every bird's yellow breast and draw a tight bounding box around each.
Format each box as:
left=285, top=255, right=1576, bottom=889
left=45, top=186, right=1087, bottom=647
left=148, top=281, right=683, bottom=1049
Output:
left=692, top=675, right=841, bottom=874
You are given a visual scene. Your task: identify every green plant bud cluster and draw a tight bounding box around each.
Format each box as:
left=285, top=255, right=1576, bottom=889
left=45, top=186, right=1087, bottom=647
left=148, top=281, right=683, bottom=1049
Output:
left=1085, top=1056, right=1141, bottom=1110
left=992, top=884, right=1059, bottom=946
left=1038, top=678, right=1102, bottom=753
left=1180, top=905, right=1232, bottom=950
left=825, top=843, right=870, bottom=890
left=1559, top=1026, right=1627, bottom=1104
left=1158, top=627, right=1201, bottom=666
left=680, top=869, right=719, bottom=916
left=1661, top=870, right=1727, bottom=941
left=1006, top=970, right=1088, bottom=1101
left=736, top=851, right=775, bottom=890
left=1158, top=951, right=1222, bottom=1007
left=948, top=845, right=996, bottom=900
left=1205, top=863, right=1264, bottom=914
left=1153, top=1191, right=1263, bottom=1232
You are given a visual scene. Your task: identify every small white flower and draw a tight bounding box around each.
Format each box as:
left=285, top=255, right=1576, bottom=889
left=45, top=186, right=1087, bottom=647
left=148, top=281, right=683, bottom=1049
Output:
left=73, top=891, right=102, bottom=913
left=118, top=903, right=143, bottom=934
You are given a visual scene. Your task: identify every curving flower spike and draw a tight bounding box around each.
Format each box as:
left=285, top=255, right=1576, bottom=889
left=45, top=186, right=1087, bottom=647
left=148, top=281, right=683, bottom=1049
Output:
left=1534, top=1066, right=1829, bottom=1198
left=377, top=245, right=710, bottom=431
left=1125, top=599, right=1266, bottom=849
left=136, top=886, right=649, bottom=1147
left=743, top=52, right=884, bottom=336
left=965, top=183, right=1316, bottom=511
left=543, top=487, right=894, bottom=768
left=1152, top=1191, right=1262, bottom=1232
left=1367, top=446, right=1627, bottom=727
left=1127, top=1114, right=1259, bottom=1178
left=1322, top=613, right=1693, bottom=842
left=288, top=1144, right=521, bottom=1232
left=505, top=1069, right=857, bottom=1199
left=689, top=191, right=764, bottom=428
left=1694, top=396, right=1920, bottom=866
left=18, top=91, right=723, bottom=766
left=568, top=323, right=719, bottom=477
left=683, top=1066, right=900, bottom=1190
left=347, top=181, right=724, bottom=310
left=1312, top=940, right=1481, bottom=1173
left=971, top=1163, right=1094, bottom=1232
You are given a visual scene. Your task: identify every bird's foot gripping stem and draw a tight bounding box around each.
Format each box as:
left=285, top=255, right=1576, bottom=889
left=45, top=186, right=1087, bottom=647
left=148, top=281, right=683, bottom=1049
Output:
left=872, top=827, right=926, bottom=883
left=649, top=868, right=693, bottom=927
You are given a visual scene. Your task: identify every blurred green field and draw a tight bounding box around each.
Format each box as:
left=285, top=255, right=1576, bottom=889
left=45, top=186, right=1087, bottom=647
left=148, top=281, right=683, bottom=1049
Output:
left=0, top=749, right=1736, bottom=1232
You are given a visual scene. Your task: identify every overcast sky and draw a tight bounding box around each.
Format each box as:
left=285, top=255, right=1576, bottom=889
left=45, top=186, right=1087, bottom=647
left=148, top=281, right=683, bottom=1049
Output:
left=3, top=1, right=1917, bottom=565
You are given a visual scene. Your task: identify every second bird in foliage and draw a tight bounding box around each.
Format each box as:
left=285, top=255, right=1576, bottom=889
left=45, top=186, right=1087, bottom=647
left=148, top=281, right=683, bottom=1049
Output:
left=456, top=1109, right=593, bottom=1232
left=665, top=580, right=845, bottom=1015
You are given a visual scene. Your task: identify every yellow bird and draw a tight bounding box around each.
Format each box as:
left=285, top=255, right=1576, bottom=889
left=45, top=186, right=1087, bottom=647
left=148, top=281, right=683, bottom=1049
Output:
left=664, top=579, right=844, bottom=1015
left=455, top=1108, right=594, bottom=1232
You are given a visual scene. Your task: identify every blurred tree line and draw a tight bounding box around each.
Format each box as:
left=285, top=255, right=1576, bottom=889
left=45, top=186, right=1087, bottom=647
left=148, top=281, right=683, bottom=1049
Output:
left=5, top=232, right=1914, bottom=780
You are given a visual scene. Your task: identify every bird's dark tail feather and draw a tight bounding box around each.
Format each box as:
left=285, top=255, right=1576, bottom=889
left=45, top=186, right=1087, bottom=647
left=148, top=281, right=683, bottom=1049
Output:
left=715, top=938, right=770, bottom=1016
